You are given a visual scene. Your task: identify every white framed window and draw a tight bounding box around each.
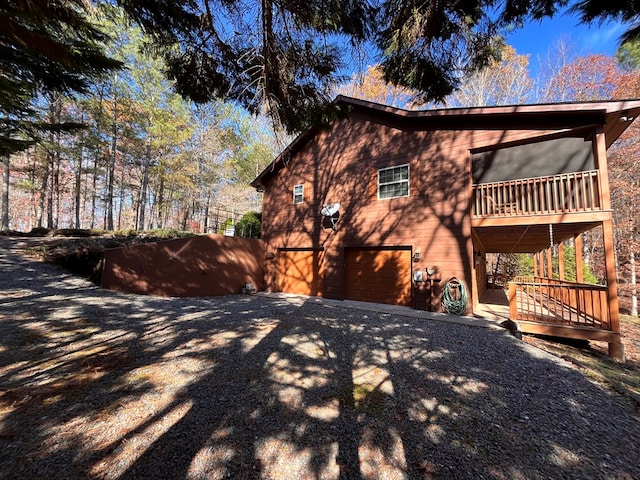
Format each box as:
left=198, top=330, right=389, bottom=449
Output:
left=378, top=164, right=409, bottom=199
left=293, top=184, right=304, bottom=204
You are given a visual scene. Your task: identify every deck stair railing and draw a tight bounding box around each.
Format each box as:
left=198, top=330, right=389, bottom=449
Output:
left=473, top=170, right=601, bottom=217
left=508, top=276, right=610, bottom=330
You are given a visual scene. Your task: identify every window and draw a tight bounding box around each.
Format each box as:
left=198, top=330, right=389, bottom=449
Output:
left=378, top=164, right=409, bottom=199
left=293, top=184, right=304, bottom=204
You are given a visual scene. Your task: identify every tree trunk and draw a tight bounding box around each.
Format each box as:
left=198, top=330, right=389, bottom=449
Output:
left=74, top=129, right=85, bottom=229
left=1, top=154, right=9, bottom=230
left=156, top=176, right=165, bottom=229
left=117, top=160, right=126, bottom=230
left=632, top=244, right=638, bottom=317
left=181, top=203, right=190, bottom=231
left=52, top=148, right=61, bottom=228
left=89, top=153, right=98, bottom=229
left=37, top=153, right=50, bottom=228
left=106, top=128, right=116, bottom=230
left=203, top=191, right=211, bottom=233
left=74, top=150, right=82, bottom=228
left=106, top=72, right=118, bottom=231
left=138, top=142, right=151, bottom=231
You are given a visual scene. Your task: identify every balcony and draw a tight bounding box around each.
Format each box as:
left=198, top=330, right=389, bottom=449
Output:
left=472, top=170, right=601, bottom=219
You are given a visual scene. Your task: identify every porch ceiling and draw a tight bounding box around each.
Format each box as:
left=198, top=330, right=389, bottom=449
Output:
left=473, top=221, right=599, bottom=253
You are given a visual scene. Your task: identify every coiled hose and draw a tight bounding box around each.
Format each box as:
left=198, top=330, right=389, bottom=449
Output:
left=442, top=278, right=468, bottom=315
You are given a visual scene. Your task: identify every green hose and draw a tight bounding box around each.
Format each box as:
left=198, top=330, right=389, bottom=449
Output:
left=442, top=278, right=468, bottom=315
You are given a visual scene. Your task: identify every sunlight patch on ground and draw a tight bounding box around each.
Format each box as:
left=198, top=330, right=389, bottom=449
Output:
left=548, top=443, right=581, bottom=468
left=187, top=444, right=235, bottom=480
left=256, top=437, right=339, bottom=480
left=305, top=398, right=340, bottom=421
left=359, top=427, right=407, bottom=480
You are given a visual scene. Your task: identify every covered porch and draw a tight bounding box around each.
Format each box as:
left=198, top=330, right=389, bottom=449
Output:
left=471, top=168, right=623, bottom=360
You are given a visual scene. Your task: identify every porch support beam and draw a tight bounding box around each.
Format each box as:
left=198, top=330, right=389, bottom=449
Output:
left=575, top=234, right=584, bottom=283
left=594, top=128, right=612, bottom=211
left=546, top=246, right=553, bottom=279
left=603, top=219, right=623, bottom=361
left=558, top=242, right=565, bottom=281
left=594, top=128, right=623, bottom=361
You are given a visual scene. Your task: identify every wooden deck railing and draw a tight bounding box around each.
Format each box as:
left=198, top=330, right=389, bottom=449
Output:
left=508, top=277, right=610, bottom=330
left=473, top=170, right=601, bottom=217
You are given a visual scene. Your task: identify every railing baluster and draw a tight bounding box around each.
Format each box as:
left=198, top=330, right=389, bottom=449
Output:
left=472, top=170, right=601, bottom=218
left=509, top=279, right=610, bottom=331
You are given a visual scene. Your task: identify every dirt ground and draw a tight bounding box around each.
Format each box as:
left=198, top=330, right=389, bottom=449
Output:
left=7, top=232, right=640, bottom=412
left=522, top=314, right=640, bottom=409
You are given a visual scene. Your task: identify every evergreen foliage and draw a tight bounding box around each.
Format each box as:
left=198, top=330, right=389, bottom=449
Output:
left=235, top=211, right=262, bottom=239
left=115, top=0, right=639, bottom=132
left=0, top=0, right=122, bottom=155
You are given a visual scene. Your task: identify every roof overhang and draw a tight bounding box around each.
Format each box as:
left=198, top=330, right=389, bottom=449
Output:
left=251, top=95, right=640, bottom=190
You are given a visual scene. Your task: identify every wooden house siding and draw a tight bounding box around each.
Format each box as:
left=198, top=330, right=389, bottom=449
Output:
left=261, top=112, right=472, bottom=308
left=255, top=96, right=640, bottom=329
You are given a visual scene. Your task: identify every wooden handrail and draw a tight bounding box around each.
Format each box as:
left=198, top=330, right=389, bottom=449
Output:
left=473, top=170, right=601, bottom=217
left=508, top=279, right=611, bottom=330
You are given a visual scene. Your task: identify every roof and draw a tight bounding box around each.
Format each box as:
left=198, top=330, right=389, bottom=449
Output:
left=251, top=95, right=640, bottom=189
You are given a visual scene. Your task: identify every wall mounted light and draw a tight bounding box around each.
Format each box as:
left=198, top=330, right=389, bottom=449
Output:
left=413, top=249, right=421, bottom=262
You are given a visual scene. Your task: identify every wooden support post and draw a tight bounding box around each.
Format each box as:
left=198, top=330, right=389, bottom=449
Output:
left=603, top=219, right=624, bottom=361
left=533, top=252, right=538, bottom=277
left=547, top=246, right=553, bottom=279
left=558, top=242, right=565, bottom=281
left=593, top=128, right=623, bottom=360
left=594, top=128, right=612, bottom=211
left=509, top=282, right=517, bottom=320
left=575, top=234, right=584, bottom=283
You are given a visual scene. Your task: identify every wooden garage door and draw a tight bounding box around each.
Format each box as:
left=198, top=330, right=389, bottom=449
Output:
left=277, top=249, right=323, bottom=296
left=344, top=248, right=412, bottom=306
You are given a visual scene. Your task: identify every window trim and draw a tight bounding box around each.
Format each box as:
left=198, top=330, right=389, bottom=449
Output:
left=293, top=184, right=304, bottom=204
left=377, top=164, right=410, bottom=200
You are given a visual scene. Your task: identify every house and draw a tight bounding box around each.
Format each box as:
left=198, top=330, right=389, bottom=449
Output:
left=251, top=95, right=640, bottom=360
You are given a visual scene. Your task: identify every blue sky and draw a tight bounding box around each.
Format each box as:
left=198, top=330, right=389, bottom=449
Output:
left=506, top=10, right=626, bottom=62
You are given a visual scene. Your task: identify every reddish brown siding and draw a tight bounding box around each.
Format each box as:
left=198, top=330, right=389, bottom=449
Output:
left=101, top=234, right=265, bottom=297
left=344, top=247, right=411, bottom=306
left=261, top=112, right=473, bottom=309
left=276, top=249, right=323, bottom=296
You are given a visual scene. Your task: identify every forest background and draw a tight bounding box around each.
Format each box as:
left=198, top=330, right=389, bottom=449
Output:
left=1, top=4, right=639, bottom=313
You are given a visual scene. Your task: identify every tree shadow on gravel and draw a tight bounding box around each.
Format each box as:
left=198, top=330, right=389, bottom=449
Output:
left=1, top=245, right=640, bottom=479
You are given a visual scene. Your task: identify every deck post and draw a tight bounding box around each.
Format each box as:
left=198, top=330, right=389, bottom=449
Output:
left=575, top=234, right=584, bottom=283
left=558, top=242, right=565, bottom=281
left=509, top=282, right=517, bottom=320
left=546, top=246, right=553, bottom=279
left=533, top=252, right=538, bottom=277
left=603, top=219, right=624, bottom=361
left=594, top=130, right=623, bottom=360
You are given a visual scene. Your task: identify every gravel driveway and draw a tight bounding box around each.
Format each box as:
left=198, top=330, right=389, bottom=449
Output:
left=1, top=237, right=639, bottom=480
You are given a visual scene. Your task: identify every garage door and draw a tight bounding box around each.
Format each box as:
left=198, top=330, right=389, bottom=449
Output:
left=344, top=248, right=412, bottom=306
left=277, top=249, right=323, bottom=296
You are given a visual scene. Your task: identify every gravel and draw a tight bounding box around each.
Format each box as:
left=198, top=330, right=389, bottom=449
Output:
left=1, top=237, right=640, bottom=480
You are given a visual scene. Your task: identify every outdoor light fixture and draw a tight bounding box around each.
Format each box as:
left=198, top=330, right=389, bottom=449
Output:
left=413, top=249, right=421, bottom=261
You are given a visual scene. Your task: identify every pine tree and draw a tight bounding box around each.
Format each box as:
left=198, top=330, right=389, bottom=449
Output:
left=0, top=0, right=122, bottom=155
left=117, top=0, right=640, bottom=133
